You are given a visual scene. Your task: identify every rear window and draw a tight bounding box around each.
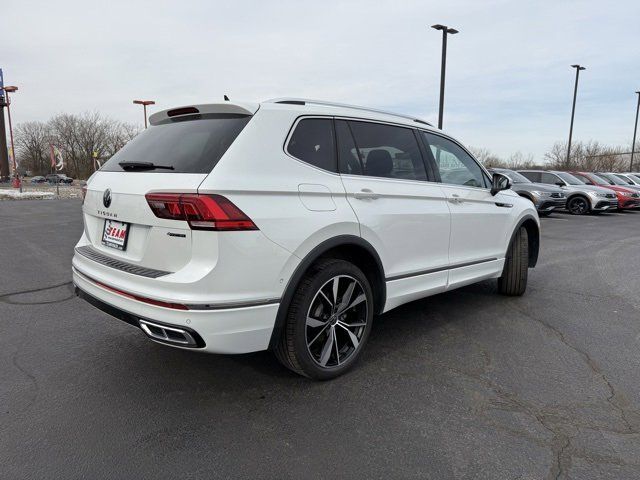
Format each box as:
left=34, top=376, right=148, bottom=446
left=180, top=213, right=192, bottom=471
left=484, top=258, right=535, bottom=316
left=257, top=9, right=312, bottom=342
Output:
left=101, top=114, right=251, bottom=173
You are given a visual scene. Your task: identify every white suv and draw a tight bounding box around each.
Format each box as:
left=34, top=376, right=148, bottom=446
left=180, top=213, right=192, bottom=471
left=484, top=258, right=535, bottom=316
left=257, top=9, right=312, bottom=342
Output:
left=73, top=99, right=540, bottom=379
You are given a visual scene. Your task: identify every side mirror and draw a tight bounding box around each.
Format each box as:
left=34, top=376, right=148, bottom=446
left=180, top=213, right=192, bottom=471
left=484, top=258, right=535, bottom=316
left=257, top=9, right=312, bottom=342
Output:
left=555, top=181, right=565, bottom=187
left=490, top=173, right=512, bottom=196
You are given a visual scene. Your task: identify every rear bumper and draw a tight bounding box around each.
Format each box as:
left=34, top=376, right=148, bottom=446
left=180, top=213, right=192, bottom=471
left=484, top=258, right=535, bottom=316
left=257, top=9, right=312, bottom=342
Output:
left=76, top=286, right=207, bottom=347
left=73, top=266, right=278, bottom=354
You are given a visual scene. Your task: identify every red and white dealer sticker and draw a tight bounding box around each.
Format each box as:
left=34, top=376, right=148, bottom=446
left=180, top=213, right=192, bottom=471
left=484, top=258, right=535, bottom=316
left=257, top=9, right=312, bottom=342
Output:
left=102, top=220, right=130, bottom=251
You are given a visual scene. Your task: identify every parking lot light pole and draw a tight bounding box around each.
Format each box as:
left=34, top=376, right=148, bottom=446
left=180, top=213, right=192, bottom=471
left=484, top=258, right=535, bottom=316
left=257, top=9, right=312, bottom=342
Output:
left=630, top=91, right=640, bottom=171
left=431, top=24, right=458, bottom=130
left=0, top=96, right=9, bottom=181
left=133, top=100, right=155, bottom=129
left=4, top=85, right=20, bottom=191
left=566, top=65, right=586, bottom=167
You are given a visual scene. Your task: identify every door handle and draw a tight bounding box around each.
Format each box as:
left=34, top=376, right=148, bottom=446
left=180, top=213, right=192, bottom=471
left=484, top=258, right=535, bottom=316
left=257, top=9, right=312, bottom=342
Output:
left=354, top=189, right=380, bottom=200
left=448, top=194, right=463, bottom=204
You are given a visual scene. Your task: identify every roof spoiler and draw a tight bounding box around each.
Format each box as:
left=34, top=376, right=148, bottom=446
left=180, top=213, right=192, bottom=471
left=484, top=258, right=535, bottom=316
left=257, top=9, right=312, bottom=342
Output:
left=149, top=102, right=259, bottom=125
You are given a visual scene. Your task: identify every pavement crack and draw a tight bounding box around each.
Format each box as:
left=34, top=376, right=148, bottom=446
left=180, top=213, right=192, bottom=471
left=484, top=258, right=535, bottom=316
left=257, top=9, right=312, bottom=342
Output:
left=444, top=362, right=575, bottom=479
left=0, top=281, right=74, bottom=305
left=0, top=280, right=73, bottom=298
left=529, top=286, right=611, bottom=301
left=552, top=436, right=571, bottom=480
left=10, top=320, right=40, bottom=412
left=508, top=303, right=638, bottom=435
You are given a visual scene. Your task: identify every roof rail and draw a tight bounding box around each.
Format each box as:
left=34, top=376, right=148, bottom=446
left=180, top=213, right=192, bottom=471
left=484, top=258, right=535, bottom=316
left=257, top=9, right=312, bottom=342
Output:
left=266, top=98, right=433, bottom=127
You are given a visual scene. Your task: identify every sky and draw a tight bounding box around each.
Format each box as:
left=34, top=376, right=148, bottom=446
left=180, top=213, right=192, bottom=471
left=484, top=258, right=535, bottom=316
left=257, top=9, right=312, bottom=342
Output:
left=3, top=0, right=640, bottom=161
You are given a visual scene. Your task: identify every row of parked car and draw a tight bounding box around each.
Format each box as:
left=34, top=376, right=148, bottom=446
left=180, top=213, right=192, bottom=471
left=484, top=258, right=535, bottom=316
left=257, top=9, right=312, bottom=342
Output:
left=489, top=169, right=640, bottom=216
left=30, top=174, right=75, bottom=185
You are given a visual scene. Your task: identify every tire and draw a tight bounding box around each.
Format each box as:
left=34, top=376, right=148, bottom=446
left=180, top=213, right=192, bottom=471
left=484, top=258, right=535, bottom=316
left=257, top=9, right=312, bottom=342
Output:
left=567, top=196, right=590, bottom=215
left=274, top=258, right=374, bottom=380
left=498, top=226, right=529, bottom=296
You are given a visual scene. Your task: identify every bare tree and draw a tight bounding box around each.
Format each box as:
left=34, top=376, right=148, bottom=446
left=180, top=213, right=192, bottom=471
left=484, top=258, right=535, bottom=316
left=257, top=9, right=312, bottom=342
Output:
left=49, top=113, right=83, bottom=177
left=104, top=121, right=139, bottom=157
left=544, top=141, right=567, bottom=169
left=543, top=140, right=631, bottom=172
left=15, top=121, right=50, bottom=174
left=16, top=112, right=139, bottom=178
left=468, top=147, right=505, bottom=168
left=505, top=151, right=536, bottom=169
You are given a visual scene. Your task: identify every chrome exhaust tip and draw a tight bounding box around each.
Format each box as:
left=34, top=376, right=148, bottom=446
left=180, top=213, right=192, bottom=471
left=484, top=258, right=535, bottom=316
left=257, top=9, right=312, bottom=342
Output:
left=139, top=319, right=198, bottom=347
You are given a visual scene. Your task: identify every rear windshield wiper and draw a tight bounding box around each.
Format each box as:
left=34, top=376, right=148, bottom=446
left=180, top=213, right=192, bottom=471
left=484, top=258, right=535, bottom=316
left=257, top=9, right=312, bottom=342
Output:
left=119, top=161, right=175, bottom=171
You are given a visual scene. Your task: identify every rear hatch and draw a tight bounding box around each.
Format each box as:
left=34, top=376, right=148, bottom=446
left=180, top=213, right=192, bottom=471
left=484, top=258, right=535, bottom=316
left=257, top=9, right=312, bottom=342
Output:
left=81, top=102, right=257, bottom=273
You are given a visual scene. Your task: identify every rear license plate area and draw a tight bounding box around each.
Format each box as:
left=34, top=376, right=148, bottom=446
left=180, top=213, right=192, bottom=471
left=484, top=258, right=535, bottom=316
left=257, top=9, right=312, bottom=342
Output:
left=102, top=220, right=130, bottom=251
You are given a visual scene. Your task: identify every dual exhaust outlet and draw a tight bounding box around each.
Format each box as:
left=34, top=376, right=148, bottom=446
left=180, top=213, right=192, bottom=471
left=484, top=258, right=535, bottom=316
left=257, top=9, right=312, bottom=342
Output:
left=139, top=319, right=199, bottom=347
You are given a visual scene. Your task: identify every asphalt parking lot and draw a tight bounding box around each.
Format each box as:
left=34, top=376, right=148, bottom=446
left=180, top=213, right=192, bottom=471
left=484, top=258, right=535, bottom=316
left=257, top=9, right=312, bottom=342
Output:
left=2, top=200, right=640, bottom=479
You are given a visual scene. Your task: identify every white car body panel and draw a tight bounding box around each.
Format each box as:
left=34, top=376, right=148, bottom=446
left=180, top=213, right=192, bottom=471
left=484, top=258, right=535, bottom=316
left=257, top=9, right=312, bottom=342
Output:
left=73, top=99, right=539, bottom=354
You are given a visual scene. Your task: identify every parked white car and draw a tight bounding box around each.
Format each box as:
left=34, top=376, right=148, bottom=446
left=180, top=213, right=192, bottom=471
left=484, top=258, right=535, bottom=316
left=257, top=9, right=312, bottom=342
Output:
left=73, top=98, right=540, bottom=379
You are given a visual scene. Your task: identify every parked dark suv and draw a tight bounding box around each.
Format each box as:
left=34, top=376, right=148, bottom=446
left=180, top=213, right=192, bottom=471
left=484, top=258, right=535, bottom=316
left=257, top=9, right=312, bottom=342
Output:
left=46, top=174, right=73, bottom=184
left=489, top=168, right=566, bottom=216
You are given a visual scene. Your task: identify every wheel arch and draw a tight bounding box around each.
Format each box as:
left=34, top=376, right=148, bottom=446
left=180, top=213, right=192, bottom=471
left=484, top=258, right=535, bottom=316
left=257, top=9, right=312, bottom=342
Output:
left=509, top=215, right=540, bottom=268
left=567, top=192, right=590, bottom=204
left=518, top=192, right=535, bottom=203
left=268, top=235, right=386, bottom=350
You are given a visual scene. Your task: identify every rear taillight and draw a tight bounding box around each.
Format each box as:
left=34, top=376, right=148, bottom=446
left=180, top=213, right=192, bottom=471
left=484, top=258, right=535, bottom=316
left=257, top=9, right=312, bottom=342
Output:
left=145, top=193, right=258, bottom=231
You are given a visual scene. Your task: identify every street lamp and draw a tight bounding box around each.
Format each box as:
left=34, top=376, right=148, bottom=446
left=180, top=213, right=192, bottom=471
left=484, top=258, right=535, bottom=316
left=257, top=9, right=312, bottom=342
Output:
left=630, top=91, right=640, bottom=171
left=133, top=100, right=155, bottom=129
left=566, top=65, right=586, bottom=166
left=3, top=85, right=19, bottom=190
left=431, top=24, right=459, bottom=129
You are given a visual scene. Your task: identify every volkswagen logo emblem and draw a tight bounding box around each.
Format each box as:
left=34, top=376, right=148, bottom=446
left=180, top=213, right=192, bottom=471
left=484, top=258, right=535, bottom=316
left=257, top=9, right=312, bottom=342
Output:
left=103, top=188, right=112, bottom=208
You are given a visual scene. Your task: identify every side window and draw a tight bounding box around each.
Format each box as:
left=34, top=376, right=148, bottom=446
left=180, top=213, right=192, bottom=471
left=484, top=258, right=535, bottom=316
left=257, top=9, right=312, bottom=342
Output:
left=286, top=118, right=336, bottom=172
left=574, top=173, right=592, bottom=185
left=335, top=120, right=362, bottom=175
left=421, top=132, right=487, bottom=188
left=540, top=173, right=560, bottom=185
left=617, top=175, right=632, bottom=185
left=622, top=175, right=634, bottom=184
left=347, top=121, right=427, bottom=181
left=519, top=171, right=540, bottom=183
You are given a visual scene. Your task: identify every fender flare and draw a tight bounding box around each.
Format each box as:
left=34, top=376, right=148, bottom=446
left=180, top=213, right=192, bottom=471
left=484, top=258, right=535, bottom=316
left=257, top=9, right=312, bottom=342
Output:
left=507, top=214, right=540, bottom=268
left=268, top=235, right=385, bottom=350
left=518, top=192, right=535, bottom=203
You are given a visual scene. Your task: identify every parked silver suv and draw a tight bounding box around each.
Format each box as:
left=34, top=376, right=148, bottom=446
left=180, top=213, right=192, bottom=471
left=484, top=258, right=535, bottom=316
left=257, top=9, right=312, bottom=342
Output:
left=490, top=168, right=566, bottom=216
left=518, top=170, right=617, bottom=215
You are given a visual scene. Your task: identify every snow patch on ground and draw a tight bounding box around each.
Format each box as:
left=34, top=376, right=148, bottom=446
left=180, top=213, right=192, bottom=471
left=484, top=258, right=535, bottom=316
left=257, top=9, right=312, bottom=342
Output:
left=0, top=189, right=56, bottom=200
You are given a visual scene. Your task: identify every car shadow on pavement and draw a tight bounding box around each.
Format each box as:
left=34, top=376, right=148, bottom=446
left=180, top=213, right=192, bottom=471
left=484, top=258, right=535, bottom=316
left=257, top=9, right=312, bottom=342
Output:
left=86, top=279, right=502, bottom=396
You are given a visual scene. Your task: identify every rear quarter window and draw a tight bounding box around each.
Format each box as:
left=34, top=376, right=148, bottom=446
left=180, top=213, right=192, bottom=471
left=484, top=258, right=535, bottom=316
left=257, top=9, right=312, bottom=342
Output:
left=101, top=113, right=251, bottom=174
left=520, top=171, right=541, bottom=183
left=286, top=118, right=336, bottom=172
